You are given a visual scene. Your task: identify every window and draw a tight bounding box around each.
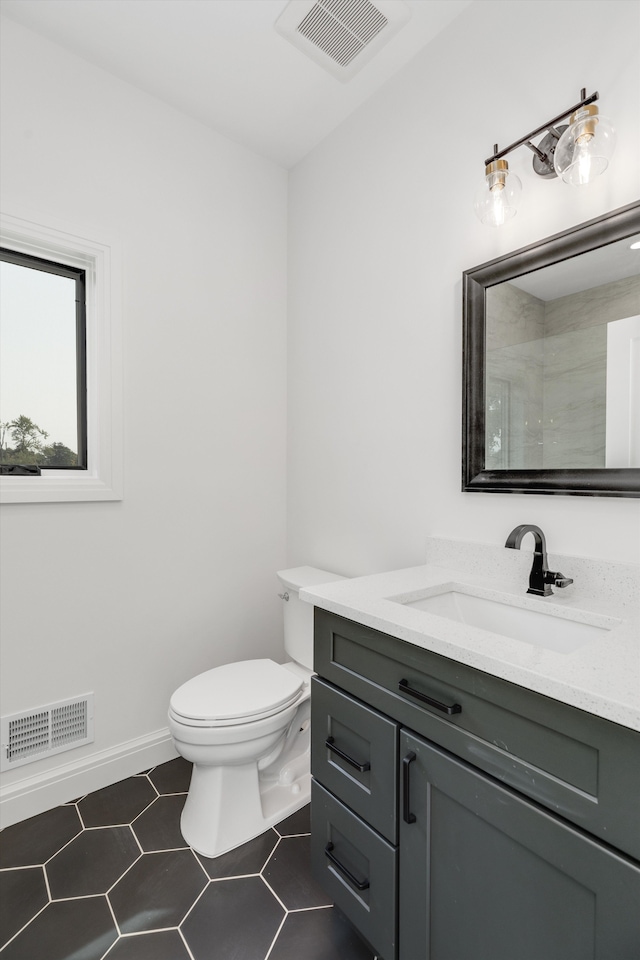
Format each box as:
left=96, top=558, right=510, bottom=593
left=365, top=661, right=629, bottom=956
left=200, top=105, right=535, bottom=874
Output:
left=0, top=212, right=122, bottom=502
left=1, top=248, right=87, bottom=473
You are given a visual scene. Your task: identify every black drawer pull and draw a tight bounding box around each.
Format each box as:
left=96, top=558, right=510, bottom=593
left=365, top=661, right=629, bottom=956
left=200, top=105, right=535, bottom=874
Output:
left=325, top=736, right=371, bottom=772
left=402, top=751, right=417, bottom=824
left=399, top=678, right=462, bottom=715
left=325, top=842, right=370, bottom=891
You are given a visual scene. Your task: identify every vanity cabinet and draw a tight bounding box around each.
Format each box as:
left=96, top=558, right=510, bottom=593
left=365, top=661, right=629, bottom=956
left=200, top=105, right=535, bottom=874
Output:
left=310, top=608, right=640, bottom=960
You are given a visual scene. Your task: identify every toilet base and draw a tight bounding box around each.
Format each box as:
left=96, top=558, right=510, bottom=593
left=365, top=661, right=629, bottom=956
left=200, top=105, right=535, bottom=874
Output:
left=180, top=764, right=311, bottom=858
left=180, top=762, right=311, bottom=859
left=179, top=703, right=312, bottom=859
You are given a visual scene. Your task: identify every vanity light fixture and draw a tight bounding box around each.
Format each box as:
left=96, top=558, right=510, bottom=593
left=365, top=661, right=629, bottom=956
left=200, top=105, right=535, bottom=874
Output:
left=475, top=89, right=616, bottom=226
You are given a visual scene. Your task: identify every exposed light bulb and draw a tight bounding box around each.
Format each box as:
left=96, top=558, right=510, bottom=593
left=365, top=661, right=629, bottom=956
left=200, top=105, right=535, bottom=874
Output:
left=575, top=147, right=593, bottom=185
left=474, top=159, right=522, bottom=227
left=554, top=104, right=616, bottom=185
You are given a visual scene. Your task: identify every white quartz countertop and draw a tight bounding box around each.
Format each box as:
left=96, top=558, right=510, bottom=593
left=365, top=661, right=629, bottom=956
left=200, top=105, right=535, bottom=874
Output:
left=301, top=562, right=640, bottom=733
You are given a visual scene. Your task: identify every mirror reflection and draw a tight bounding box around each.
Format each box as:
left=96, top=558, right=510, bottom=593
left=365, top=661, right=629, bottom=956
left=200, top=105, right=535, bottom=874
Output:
left=485, top=236, right=640, bottom=471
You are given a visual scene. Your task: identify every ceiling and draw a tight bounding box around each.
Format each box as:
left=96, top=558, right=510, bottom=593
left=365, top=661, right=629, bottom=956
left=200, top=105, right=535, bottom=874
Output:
left=511, top=234, right=640, bottom=302
left=0, top=0, right=473, bottom=168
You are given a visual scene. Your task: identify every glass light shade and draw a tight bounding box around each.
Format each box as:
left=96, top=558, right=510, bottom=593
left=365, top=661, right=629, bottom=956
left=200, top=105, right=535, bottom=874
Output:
left=474, top=162, right=522, bottom=227
left=553, top=107, right=616, bottom=186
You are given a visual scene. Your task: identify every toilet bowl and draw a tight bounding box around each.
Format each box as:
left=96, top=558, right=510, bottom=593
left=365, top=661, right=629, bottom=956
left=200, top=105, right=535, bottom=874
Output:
left=168, top=566, right=344, bottom=858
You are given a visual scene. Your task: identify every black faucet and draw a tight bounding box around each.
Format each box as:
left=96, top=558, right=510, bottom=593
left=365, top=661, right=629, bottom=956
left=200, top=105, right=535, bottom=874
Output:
left=505, top=524, right=574, bottom=597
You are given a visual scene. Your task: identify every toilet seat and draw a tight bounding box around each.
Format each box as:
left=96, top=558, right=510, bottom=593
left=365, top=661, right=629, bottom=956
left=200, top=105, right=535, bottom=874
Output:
left=169, top=659, right=304, bottom=727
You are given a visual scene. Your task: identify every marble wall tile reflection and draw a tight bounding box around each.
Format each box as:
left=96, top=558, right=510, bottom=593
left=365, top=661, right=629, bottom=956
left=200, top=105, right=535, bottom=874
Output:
left=545, top=275, right=640, bottom=336
left=484, top=275, right=640, bottom=470
left=543, top=325, right=607, bottom=468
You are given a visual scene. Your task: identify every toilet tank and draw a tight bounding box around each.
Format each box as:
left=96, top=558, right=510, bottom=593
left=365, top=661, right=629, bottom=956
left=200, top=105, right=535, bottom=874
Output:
left=277, top=566, right=345, bottom=670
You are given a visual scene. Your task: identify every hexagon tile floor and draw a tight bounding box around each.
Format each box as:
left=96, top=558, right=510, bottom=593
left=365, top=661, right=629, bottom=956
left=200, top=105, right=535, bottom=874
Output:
left=0, top=757, right=377, bottom=960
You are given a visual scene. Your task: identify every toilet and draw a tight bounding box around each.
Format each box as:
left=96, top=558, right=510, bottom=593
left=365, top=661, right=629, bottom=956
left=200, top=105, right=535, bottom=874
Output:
left=168, top=566, right=344, bottom=858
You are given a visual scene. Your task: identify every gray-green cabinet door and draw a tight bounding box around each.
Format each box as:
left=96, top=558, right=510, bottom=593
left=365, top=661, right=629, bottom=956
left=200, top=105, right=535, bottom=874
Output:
left=399, top=730, right=640, bottom=960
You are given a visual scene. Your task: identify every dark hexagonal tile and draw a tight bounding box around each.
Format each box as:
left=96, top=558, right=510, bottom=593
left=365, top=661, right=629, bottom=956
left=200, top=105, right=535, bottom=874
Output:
left=131, top=794, right=188, bottom=852
left=267, top=907, right=376, bottom=960
left=46, top=826, right=140, bottom=899
left=78, top=775, right=157, bottom=827
left=104, top=929, right=191, bottom=959
left=0, top=867, right=48, bottom=947
left=148, top=756, right=192, bottom=795
left=0, top=805, right=82, bottom=868
left=0, top=896, right=117, bottom=960
left=262, top=835, right=331, bottom=910
left=275, top=803, right=310, bottom=837
left=109, top=849, right=207, bottom=934
left=181, top=876, right=284, bottom=960
left=196, top=828, right=279, bottom=880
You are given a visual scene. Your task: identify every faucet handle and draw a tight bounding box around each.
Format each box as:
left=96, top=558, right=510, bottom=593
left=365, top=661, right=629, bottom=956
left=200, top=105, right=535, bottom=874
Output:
left=545, top=571, right=573, bottom=589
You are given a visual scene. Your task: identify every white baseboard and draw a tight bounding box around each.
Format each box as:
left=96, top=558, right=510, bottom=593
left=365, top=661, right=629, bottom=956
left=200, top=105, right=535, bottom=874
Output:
left=0, top=727, right=178, bottom=829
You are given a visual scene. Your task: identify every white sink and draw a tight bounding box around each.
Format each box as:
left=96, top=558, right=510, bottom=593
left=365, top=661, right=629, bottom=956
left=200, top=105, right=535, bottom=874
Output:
left=392, top=587, right=617, bottom=654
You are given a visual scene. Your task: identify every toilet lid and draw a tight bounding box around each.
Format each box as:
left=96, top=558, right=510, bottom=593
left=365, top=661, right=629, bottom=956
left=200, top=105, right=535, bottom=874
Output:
left=169, top=659, right=304, bottom=723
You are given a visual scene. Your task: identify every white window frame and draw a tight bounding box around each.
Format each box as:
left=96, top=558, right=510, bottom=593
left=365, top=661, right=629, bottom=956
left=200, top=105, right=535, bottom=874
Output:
left=0, top=211, right=123, bottom=502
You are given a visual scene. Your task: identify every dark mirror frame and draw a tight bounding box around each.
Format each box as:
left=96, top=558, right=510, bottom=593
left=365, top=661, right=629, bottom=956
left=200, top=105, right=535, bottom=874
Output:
left=462, top=200, right=640, bottom=498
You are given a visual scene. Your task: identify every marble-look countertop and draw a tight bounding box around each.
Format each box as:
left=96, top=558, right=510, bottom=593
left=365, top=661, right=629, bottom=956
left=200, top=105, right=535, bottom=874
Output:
left=301, top=558, right=640, bottom=733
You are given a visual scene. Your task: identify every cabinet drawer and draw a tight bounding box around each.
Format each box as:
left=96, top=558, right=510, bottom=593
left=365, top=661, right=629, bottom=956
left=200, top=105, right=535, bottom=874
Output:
left=311, top=780, right=397, bottom=960
left=311, top=677, right=398, bottom=843
left=315, top=608, right=640, bottom=861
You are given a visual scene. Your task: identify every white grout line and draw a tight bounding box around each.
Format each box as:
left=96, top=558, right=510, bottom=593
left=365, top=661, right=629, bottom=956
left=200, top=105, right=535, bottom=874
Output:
left=260, top=834, right=282, bottom=872
left=259, top=873, right=290, bottom=915
left=263, top=910, right=288, bottom=960
left=104, top=850, right=143, bottom=896
left=104, top=892, right=122, bottom=939
left=40, top=892, right=114, bottom=904
left=0, top=897, right=50, bottom=952
left=178, top=878, right=213, bottom=926
left=179, top=926, right=198, bottom=960
left=137, top=843, right=190, bottom=854
left=41, top=819, right=84, bottom=865
left=287, top=903, right=334, bottom=913
left=206, top=871, right=263, bottom=882
left=129, top=822, right=144, bottom=857
left=96, top=898, right=123, bottom=960
left=142, top=772, right=160, bottom=799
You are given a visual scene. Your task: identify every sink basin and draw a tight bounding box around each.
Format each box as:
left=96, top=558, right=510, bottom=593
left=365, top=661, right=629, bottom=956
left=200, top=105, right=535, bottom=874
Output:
left=393, top=587, right=616, bottom=654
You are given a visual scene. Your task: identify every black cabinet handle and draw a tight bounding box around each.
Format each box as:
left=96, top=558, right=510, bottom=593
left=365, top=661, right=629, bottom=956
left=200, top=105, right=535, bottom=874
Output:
left=402, top=752, right=417, bottom=824
left=325, top=842, right=370, bottom=890
left=325, top=736, right=370, bottom=772
left=399, top=679, right=462, bottom=715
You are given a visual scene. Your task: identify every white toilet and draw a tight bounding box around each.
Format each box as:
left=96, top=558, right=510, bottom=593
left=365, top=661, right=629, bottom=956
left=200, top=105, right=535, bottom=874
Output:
left=168, top=566, right=344, bottom=858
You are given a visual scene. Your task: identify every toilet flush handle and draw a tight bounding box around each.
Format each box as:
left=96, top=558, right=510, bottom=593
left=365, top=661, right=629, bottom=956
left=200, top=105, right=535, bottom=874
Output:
left=278, top=591, right=289, bottom=601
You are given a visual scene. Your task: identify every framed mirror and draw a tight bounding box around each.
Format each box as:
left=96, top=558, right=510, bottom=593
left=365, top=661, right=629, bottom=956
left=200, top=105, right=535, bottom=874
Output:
left=462, top=201, right=640, bottom=497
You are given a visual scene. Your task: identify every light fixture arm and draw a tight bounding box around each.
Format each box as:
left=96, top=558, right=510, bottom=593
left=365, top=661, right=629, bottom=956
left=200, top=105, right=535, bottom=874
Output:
left=475, top=87, right=615, bottom=226
left=484, top=89, right=599, bottom=167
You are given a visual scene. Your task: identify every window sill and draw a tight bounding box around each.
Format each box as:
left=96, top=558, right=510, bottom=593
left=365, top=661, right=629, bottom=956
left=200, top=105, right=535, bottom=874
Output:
left=1, top=470, right=122, bottom=503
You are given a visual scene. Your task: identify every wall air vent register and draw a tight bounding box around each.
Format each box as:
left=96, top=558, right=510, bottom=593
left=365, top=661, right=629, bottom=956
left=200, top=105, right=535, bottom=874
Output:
left=276, top=0, right=411, bottom=81
left=1, top=694, right=94, bottom=771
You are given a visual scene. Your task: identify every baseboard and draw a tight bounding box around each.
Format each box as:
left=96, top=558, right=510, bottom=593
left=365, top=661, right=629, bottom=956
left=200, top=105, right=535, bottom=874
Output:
left=0, top=727, right=178, bottom=829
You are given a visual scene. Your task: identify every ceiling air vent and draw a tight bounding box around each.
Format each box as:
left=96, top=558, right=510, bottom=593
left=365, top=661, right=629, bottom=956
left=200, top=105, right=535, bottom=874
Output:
left=275, top=0, right=411, bottom=81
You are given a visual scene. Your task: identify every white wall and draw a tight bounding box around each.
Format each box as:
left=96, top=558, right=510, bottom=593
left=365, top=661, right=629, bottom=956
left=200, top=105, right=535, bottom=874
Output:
left=2, top=0, right=639, bottom=825
left=0, top=17, right=288, bottom=819
left=287, top=0, right=640, bottom=575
